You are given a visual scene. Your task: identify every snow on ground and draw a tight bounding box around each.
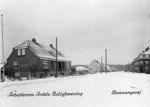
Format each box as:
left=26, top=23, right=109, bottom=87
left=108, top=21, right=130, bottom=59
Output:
left=0, top=71, right=150, bottom=107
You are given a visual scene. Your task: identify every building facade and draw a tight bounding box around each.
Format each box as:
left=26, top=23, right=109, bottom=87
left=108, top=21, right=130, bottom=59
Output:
left=131, top=50, right=150, bottom=74
left=5, top=38, right=71, bottom=79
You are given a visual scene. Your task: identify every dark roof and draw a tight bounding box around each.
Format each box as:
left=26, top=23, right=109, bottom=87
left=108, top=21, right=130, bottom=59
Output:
left=14, top=39, right=70, bottom=62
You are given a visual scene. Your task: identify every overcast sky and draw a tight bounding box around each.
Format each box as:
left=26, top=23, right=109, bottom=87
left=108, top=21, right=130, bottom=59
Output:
left=0, top=0, right=150, bottom=65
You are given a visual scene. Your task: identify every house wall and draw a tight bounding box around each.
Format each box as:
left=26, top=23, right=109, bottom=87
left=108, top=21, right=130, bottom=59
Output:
left=32, top=59, right=71, bottom=77
left=5, top=47, right=39, bottom=78
left=132, top=59, right=150, bottom=74
left=5, top=46, right=72, bottom=78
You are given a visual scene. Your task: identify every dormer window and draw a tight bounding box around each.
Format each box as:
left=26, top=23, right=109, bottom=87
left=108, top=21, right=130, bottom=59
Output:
left=17, top=49, right=26, bottom=56
left=22, top=49, right=25, bottom=55
left=17, top=50, right=21, bottom=56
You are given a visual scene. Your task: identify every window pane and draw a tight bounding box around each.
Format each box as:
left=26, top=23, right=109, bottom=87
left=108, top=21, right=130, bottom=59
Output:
left=140, top=55, right=143, bottom=59
left=146, top=54, right=149, bottom=59
left=134, top=67, right=139, bottom=70
left=143, top=54, right=146, bottom=59
left=145, top=66, right=149, bottom=71
left=65, top=62, right=70, bottom=69
left=13, top=61, right=18, bottom=69
left=43, top=61, right=48, bottom=69
left=145, top=61, right=149, bottom=65
left=140, top=61, right=142, bottom=64
left=134, top=62, right=139, bottom=66
left=17, top=50, right=21, bottom=56
left=22, top=49, right=25, bottom=55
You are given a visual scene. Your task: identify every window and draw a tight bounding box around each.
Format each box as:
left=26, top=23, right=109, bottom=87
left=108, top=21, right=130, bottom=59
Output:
left=146, top=54, right=149, bottom=59
left=65, top=62, right=70, bottom=69
left=13, top=62, right=18, bottom=69
left=145, top=61, right=149, bottom=65
left=140, top=61, right=143, bottom=65
left=17, top=49, right=26, bottom=56
left=140, top=55, right=143, bottom=59
left=22, top=49, right=25, bottom=55
left=17, top=50, right=21, bottom=56
left=43, top=61, right=48, bottom=69
left=134, top=67, right=139, bottom=70
left=143, top=54, right=146, bottom=59
left=140, top=54, right=146, bottom=59
left=145, top=66, right=149, bottom=71
left=134, top=62, right=139, bottom=66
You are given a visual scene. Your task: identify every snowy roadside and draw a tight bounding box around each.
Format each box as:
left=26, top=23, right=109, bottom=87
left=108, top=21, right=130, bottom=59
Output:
left=1, top=71, right=150, bottom=90
left=1, top=71, right=150, bottom=107
left=0, top=73, right=95, bottom=88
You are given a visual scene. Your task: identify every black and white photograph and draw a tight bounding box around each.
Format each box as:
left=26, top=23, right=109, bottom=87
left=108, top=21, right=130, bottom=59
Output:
left=0, top=0, right=150, bottom=107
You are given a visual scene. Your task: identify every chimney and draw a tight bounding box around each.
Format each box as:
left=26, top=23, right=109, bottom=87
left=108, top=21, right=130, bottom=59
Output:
left=32, top=38, right=36, bottom=42
left=50, top=44, right=55, bottom=49
left=32, top=38, right=39, bottom=45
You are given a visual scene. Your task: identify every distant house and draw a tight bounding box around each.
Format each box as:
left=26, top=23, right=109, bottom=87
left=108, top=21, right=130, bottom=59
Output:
left=5, top=38, right=71, bottom=79
left=88, top=59, right=111, bottom=73
left=131, top=48, right=150, bottom=74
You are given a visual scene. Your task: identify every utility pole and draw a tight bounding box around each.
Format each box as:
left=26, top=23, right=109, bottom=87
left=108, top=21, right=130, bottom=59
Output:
left=105, top=49, right=107, bottom=74
left=1, top=14, right=4, bottom=81
left=128, top=62, right=130, bottom=72
left=55, top=37, right=58, bottom=78
left=101, top=57, right=103, bottom=73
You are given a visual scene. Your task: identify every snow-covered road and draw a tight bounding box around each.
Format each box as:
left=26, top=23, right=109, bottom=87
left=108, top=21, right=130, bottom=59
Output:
left=0, top=71, right=150, bottom=107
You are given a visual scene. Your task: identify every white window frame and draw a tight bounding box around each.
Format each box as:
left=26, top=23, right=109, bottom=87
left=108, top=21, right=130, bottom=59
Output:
left=22, top=49, right=26, bottom=55
left=17, top=49, right=21, bottom=56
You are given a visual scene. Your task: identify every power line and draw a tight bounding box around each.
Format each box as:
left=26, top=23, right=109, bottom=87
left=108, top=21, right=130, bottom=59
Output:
left=0, top=20, right=38, bottom=36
